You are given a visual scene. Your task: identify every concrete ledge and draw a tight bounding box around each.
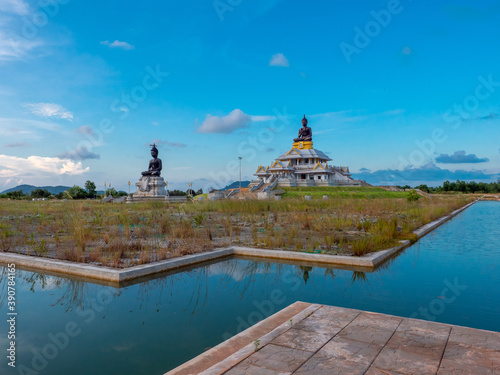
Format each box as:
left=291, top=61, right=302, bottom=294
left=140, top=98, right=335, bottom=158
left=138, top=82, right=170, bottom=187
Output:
left=166, top=301, right=318, bottom=375
left=178, top=301, right=500, bottom=375
left=0, top=252, right=123, bottom=282
left=232, top=246, right=376, bottom=268
left=0, top=248, right=233, bottom=285
left=363, top=199, right=476, bottom=267
left=115, top=248, right=232, bottom=282
left=233, top=200, right=476, bottom=269
left=0, top=201, right=476, bottom=284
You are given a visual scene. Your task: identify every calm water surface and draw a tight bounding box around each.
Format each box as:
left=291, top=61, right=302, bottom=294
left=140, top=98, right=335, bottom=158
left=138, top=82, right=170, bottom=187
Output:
left=0, top=201, right=499, bottom=374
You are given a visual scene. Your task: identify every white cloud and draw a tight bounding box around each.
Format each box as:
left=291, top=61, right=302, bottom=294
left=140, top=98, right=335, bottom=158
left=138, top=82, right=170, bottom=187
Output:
left=435, top=150, right=489, bottom=164
left=100, top=40, right=134, bottom=50
left=353, top=162, right=497, bottom=186
left=146, top=139, right=187, bottom=148
left=74, top=125, right=94, bottom=135
left=269, top=53, right=289, bottom=67
left=0, top=155, right=89, bottom=181
left=0, top=0, right=30, bottom=15
left=251, top=115, right=275, bottom=122
left=0, top=31, right=43, bottom=61
left=402, top=46, right=412, bottom=55
left=4, top=142, right=28, bottom=148
left=0, top=118, right=61, bottom=139
left=3, top=177, right=21, bottom=186
left=25, top=103, right=73, bottom=120
left=197, top=109, right=252, bottom=134
left=0, top=2, right=46, bottom=61
left=56, top=146, right=100, bottom=161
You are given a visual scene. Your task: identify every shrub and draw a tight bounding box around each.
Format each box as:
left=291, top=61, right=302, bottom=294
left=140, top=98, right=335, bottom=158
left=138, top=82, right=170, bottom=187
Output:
left=407, top=189, right=421, bottom=202
left=352, top=237, right=373, bottom=256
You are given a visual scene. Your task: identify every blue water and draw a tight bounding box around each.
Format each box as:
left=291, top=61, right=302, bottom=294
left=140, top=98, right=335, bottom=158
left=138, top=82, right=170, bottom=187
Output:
left=0, top=201, right=499, bottom=374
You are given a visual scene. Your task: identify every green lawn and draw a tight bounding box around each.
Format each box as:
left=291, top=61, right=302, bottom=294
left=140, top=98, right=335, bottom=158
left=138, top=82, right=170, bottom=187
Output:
left=281, top=186, right=408, bottom=199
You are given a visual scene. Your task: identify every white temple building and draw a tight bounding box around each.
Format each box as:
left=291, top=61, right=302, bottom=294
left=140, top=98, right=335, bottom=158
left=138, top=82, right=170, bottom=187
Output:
left=252, top=116, right=363, bottom=188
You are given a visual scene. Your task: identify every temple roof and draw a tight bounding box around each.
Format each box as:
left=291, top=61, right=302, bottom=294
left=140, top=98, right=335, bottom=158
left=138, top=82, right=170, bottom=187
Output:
left=255, top=165, right=269, bottom=174
left=277, top=147, right=332, bottom=161
left=269, top=160, right=294, bottom=171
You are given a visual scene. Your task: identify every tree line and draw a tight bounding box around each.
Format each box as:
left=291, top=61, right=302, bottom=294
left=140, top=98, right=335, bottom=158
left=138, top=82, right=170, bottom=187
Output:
left=0, top=181, right=204, bottom=200
left=397, top=180, right=500, bottom=194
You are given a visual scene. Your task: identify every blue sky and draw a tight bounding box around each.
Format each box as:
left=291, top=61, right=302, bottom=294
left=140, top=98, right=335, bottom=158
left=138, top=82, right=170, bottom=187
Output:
left=0, top=0, right=499, bottom=191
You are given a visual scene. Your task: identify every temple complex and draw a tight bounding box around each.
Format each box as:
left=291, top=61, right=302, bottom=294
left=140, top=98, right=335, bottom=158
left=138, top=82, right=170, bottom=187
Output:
left=252, top=115, right=363, bottom=187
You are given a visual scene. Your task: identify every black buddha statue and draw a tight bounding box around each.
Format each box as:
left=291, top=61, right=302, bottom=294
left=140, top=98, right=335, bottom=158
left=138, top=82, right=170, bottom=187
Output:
left=141, top=144, right=162, bottom=177
left=294, top=115, right=312, bottom=142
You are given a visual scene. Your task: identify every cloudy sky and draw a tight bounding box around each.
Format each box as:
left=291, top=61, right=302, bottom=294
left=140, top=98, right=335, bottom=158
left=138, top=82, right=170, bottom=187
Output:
left=1, top=0, right=499, bottom=191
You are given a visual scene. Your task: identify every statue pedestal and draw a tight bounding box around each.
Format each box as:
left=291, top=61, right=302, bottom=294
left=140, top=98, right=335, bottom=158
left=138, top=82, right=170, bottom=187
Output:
left=127, top=176, right=167, bottom=202
left=292, top=141, right=313, bottom=150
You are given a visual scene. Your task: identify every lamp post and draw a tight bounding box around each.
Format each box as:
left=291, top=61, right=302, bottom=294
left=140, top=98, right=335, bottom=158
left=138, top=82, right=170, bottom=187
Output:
left=238, top=157, right=242, bottom=189
left=128, top=181, right=131, bottom=196
left=104, top=182, right=106, bottom=197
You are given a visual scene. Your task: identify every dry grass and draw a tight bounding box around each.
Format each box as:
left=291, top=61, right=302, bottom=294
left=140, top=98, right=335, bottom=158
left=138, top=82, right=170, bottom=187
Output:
left=0, top=193, right=474, bottom=266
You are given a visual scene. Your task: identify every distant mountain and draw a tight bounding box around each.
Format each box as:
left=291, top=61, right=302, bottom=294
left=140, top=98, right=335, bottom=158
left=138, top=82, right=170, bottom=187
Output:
left=222, top=181, right=251, bottom=190
left=1, top=185, right=71, bottom=195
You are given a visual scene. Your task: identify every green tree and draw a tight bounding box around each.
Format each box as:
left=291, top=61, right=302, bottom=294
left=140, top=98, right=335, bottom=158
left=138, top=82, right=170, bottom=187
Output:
left=415, top=184, right=430, bottom=193
left=406, top=189, right=421, bottom=202
left=397, top=185, right=411, bottom=190
left=84, top=180, right=97, bottom=197
left=105, top=188, right=119, bottom=197
left=168, top=189, right=187, bottom=196
left=6, top=190, right=26, bottom=199
left=31, top=189, right=51, bottom=198
left=67, top=185, right=88, bottom=199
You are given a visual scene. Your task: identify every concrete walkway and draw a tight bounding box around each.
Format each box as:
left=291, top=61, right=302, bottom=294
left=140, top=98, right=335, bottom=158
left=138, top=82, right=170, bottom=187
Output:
left=167, top=302, right=500, bottom=375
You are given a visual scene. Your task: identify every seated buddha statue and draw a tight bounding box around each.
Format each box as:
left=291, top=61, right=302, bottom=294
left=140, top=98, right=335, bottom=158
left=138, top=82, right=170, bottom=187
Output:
left=141, top=144, right=162, bottom=177
left=293, top=115, right=312, bottom=142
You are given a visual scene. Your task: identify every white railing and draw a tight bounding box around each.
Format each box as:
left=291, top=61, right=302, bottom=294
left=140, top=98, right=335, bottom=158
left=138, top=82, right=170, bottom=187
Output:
left=225, top=189, right=239, bottom=198
left=250, top=179, right=264, bottom=192
left=264, top=177, right=278, bottom=192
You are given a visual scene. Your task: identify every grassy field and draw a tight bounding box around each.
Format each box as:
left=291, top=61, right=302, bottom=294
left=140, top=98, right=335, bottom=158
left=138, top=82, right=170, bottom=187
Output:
left=281, top=187, right=408, bottom=199
left=0, top=192, right=474, bottom=268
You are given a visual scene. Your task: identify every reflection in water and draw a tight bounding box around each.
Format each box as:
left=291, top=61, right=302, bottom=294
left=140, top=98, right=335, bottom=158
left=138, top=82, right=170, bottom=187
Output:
left=299, top=266, right=313, bottom=284
left=351, top=271, right=368, bottom=285
left=0, top=259, right=347, bottom=321
left=0, top=201, right=498, bottom=375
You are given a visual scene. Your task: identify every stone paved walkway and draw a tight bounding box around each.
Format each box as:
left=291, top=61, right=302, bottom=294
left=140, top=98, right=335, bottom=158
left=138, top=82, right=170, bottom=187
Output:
left=169, top=302, right=500, bottom=375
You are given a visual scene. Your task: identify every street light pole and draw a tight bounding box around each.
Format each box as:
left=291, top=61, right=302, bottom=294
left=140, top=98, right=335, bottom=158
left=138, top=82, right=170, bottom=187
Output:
left=238, top=157, right=242, bottom=189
